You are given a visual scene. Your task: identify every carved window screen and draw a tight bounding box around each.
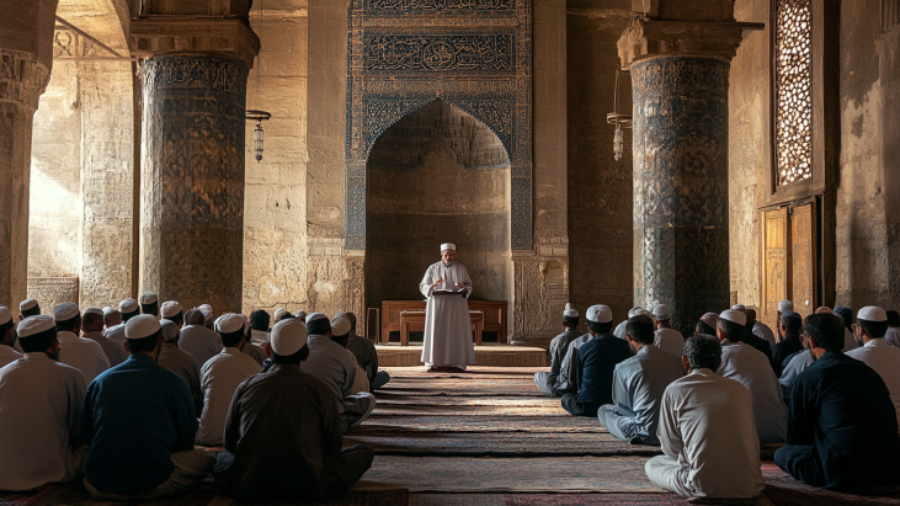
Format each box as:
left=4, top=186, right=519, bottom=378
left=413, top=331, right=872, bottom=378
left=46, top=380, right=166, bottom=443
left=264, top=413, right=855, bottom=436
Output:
left=774, top=0, right=812, bottom=186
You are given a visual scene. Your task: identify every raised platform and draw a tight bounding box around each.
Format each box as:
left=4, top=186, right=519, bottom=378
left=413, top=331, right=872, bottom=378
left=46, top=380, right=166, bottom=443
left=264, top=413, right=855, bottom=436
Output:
left=377, top=342, right=548, bottom=367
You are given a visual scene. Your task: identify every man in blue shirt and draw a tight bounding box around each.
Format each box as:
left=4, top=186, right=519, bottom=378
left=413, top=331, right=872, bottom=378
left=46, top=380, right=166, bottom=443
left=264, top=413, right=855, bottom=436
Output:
left=82, top=315, right=216, bottom=500
left=775, top=313, right=900, bottom=490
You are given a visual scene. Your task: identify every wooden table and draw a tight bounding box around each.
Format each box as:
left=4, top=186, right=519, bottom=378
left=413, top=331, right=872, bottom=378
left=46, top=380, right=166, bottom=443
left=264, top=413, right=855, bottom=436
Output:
left=382, top=300, right=508, bottom=344
left=398, top=310, right=485, bottom=346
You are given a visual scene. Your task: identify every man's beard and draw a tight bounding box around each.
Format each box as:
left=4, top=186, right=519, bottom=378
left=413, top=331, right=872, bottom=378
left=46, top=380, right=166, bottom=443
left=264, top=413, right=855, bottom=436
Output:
left=443, top=260, right=453, bottom=266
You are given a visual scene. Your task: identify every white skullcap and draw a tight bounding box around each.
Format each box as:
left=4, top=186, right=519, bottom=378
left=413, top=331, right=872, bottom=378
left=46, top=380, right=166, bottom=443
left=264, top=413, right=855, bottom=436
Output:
left=239, top=313, right=250, bottom=334
left=140, top=293, right=158, bottom=305
left=159, top=319, right=180, bottom=342
left=84, top=307, right=103, bottom=317
left=274, top=308, right=290, bottom=321
left=586, top=304, right=613, bottom=324
left=778, top=300, right=794, bottom=313
left=102, top=306, right=115, bottom=316
left=19, top=298, right=38, bottom=312
left=0, top=306, right=12, bottom=326
left=17, top=315, right=55, bottom=338
left=307, top=312, right=327, bottom=323
left=563, top=303, right=579, bottom=318
left=119, top=298, right=139, bottom=313
left=125, top=314, right=161, bottom=340
left=331, top=317, right=351, bottom=337
left=215, top=313, right=245, bottom=334
left=858, top=306, right=888, bottom=323
left=160, top=301, right=183, bottom=319
left=720, top=309, right=747, bottom=326
left=441, top=243, right=456, bottom=252
left=627, top=306, right=645, bottom=318
left=200, top=307, right=214, bottom=324
left=294, top=310, right=307, bottom=320
left=53, top=303, right=80, bottom=322
left=731, top=304, right=746, bottom=311
left=271, top=319, right=307, bottom=356
left=652, top=304, right=671, bottom=321
left=700, top=312, right=719, bottom=328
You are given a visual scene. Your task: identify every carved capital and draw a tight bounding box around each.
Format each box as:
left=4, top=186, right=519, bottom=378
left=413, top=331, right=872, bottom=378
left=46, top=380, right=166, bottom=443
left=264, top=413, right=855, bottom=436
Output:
left=617, top=18, right=764, bottom=68
left=131, top=17, right=260, bottom=68
left=0, top=49, right=52, bottom=111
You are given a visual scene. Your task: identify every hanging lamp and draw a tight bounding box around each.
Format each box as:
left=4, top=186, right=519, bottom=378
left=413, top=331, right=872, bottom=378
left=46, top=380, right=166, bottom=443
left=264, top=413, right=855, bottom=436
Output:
left=606, top=68, right=632, bottom=162
left=246, top=0, right=271, bottom=163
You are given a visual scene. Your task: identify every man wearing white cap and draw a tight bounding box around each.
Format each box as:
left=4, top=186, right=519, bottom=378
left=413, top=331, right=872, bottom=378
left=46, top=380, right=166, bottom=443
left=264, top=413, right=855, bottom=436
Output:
left=419, top=243, right=475, bottom=371
left=304, top=314, right=377, bottom=432
left=776, top=300, right=793, bottom=341
left=339, top=311, right=390, bottom=391
left=535, top=303, right=584, bottom=396
left=274, top=308, right=291, bottom=323
left=53, top=303, right=109, bottom=386
left=561, top=304, right=631, bottom=416
left=196, top=314, right=263, bottom=447
left=651, top=304, right=685, bottom=357
left=330, top=316, right=370, bottom=394
left=0, top=306, right=22, bottom=367
left=715, top=309, right=786, bottom=444
left=213, top=319, right=375, bottom=501
left=19, top=298, right=41, bottom=319
left=614, top=307, right=647, bottom=340
left=106, top=298, right=140, bottom=343
left=161, top=301, right=185, bottom=327
left=0, top=316, right=88, bottom=491
left=238, top=314, right=267, bottom=366
left=695, top=312, right=719, bottom=336
left=846, top=306, right=900, bottom=431
left=157, top=319, right=203, bottom=415
left=83, top=315, right=215, bottom=500
left=180, top=307, right=224, bottom=367
left=599, top=314, right=684, bottom=445
left=140, top=293, right=160, bottom=317
left=81, top=307, right=128, bottom=367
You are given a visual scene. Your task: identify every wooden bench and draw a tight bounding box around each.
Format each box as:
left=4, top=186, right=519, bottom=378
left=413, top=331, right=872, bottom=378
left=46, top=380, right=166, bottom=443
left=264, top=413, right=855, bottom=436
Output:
left=398, top=310, right=485, bottom=346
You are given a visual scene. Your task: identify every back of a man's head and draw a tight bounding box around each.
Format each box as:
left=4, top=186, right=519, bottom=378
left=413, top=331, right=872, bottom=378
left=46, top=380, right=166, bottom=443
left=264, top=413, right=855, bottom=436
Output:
left=626, top=315, right=655, bottom=345
left=82, top=312, right=104, bottom=332
left=104, top=310, right=122, bottom=328
left=306, top=316, right=331, bottom=337
left=684, top=335, right=721, bottom=371
left=717, top=319, right=744, bottom=343
left=587, top=320, right=612, bottom=335
left=184, top=309, right=205, bottom=326
left=781, top=311, right=803, bottom=336
left=887, top=310, right=900, bottom=328
left=55, top=315, right=80, bottom=333
left=804, top=313, right=844, bottom=352
left=250, top=309, right=271, bottom=332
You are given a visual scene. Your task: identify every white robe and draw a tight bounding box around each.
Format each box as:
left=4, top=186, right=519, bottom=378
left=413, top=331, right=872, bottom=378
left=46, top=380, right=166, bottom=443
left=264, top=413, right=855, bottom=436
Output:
left=420, top=261, right=475, bottom=368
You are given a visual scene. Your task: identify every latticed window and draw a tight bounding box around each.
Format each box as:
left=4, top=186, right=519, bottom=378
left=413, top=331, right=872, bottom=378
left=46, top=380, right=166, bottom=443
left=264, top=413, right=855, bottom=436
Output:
left=774, top=0, right=812, bottom=186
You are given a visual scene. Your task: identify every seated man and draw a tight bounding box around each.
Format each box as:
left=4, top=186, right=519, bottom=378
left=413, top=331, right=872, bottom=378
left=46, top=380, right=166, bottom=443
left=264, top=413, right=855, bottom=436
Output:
left=0, top=306, right=22, bottom=368
left=775, top=313, right=900, bottom=489
left=331, top=316, right=370, bottom=394
left=646, top=335, right=764, bottom=499
left=885, top=310, right=900, bottom=348
left=53, top=303, right=110, bottom=386
left=613, top=307, right=646, bottom=339
left=105, top=298, right=140, bottom=343
left=18, top=298, right=41, bottom=320
left=734, top=308, right=774, bottom=365
left=338, top=311, right=391, bottom=391
left=140, top=293, right=159, bottom=317
left=83, top=315, right=215, bottom=500
left=845, top=306, right=900, bottom=432
left=598, top=314, right=684, bottom=444
left=833, top=306, right=859, bottom=351
left=0, top=316, right=87, bottom=491
left=772, top=311, right=804, bottom=376
left=180, top=307, right=223, bottom=367
left=534, top=303, right=583, bottom=396
left=747, top=308, right=776, bottom=348
left=81, top=307, right=128, bottom=367
left=214, top=319, right=374, bottom=501
left=716, top=309, right=786, bottom=443
left=249, top=309, right=271, bottom=347
left=651, top=304, right=684, bottom=356
left=561, top=305, right=631, bottom=417
left=197, top=314, right=263, bottom=447
left=236, top=314, right=267, bottom=366
left=303, top=313, right=376, bottom=432
left=694, top=313, right=718, bottom=336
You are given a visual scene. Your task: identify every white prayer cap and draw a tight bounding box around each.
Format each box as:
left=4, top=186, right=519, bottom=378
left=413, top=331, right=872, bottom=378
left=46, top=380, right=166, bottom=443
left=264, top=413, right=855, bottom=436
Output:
left=239, top=313, right=250, bottom=334
left=331, top=317, right=351, bottom=337
left=778, top=300, right=794, bottom=313
left=294, top=310, right=307, bottom=321
left=731, top=304, right=746, bottom=311
left=160, top=301, right=183, bottom=319
left=563, top=303, right=579, bottom=318
left=274, top=308, right=290, bottom=322
left=199, top=304, right=213, bottom=312
left=440, top=243, right=456, bottom=252
left=627, top=306, right=645, bottom=318
left=119, top=298, right=139, bottom=314
left=17, top=315, right=55, bottom=338
left=271, top=319, right=307, bottom=356
left=159, top=319, right=180, bottom=342
left=19, top=298, right=38, bottom=312
left=84, top=307, right=104, bottom=317
left=53, top=303, right=80, bottom=322
left=0, top=306, right=12, bottom=326
left=125, top=314, right=161, bottom=340
left=586, top=305, right=613, bottom=324
left=140, top=293, right=158, bottom=305
left=307, top=312, right=328, bottom=323
left=215, top=313, right=245, bottom=334
left=700, top=312, right=719, bottom=329
left=200, top=307, right=214, bottom=324
left=858, top=306, right=888, bottom=323
left=102, top=306, right=115, bottom=316
left=719, top=309, right=747, bottom=327
left=651, top=304, right=671, bottom=321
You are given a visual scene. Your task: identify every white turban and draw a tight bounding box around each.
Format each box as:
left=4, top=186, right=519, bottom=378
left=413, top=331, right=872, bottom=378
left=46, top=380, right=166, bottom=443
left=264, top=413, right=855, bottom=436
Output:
left=441, top=243, right=456, bottom=252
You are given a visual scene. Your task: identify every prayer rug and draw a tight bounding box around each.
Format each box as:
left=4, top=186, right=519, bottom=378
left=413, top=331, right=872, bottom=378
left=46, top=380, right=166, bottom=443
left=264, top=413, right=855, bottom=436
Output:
left=208, top=489, right=410, bottom=506
left=0, top=482, right=219, bottom=506
left=375, top=395, right=563, bottom=408
left=360, top=415, right=610, bottom=432
left=372, top=404, right=570, bottom=416
left=356, top=456, right=666, bottom=493
left=762, top=469, right=900, bottom=505
left=378, top=385, right=544, bottom=396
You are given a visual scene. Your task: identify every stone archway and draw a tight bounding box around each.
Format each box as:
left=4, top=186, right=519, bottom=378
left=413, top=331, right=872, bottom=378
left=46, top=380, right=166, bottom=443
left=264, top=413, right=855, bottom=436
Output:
left=365, top=100, right=512, bottom=325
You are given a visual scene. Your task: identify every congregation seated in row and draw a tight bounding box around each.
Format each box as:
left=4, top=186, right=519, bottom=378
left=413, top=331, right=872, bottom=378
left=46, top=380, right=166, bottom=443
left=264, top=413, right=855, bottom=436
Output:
left=0, top=297, right=389, bottom=501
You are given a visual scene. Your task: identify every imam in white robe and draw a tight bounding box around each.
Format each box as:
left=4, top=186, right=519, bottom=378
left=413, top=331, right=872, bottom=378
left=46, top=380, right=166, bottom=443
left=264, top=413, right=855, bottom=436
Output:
left=716, top=341, right=787, bottom=443
left=419, top=261, right=475, bottom=369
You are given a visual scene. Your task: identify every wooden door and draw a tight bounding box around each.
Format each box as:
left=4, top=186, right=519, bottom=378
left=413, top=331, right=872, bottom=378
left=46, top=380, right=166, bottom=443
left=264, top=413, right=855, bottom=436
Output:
left=763, top=208, right=789, bottom=332
left=791, top=202, right=817, bottom=318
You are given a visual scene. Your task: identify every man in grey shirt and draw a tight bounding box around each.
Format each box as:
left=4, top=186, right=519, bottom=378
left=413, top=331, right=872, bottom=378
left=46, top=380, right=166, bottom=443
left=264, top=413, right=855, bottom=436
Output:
left=534, top=304, right=583, bottom=396
left=82, top=308, right=128, bottom=367
left=180, top=309, right=224, bottom=367
left=157, top=319, right=203, bottom=415
left=598, top=315, right=684, bottom=444
left=338, top=312, right=390, bottom=391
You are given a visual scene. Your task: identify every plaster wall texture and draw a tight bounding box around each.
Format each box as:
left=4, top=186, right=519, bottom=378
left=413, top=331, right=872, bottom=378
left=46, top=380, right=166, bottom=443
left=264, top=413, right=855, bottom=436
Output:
left=565, top=1, right=634, bottom=323
left=242, top=9, right=310, bottom=315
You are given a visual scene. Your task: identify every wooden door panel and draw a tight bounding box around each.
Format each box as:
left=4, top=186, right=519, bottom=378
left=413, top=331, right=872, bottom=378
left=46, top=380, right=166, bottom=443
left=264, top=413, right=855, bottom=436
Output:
left=791, top=203, right=817, bottom=318
left=763, top=208, right=789, bottom=332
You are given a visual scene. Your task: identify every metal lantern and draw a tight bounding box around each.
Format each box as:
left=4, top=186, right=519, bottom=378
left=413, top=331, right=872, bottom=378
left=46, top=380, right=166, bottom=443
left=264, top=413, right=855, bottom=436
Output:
left=246, top=110, right=271, bottom=163
left=607, top=68, right=632, bottom=163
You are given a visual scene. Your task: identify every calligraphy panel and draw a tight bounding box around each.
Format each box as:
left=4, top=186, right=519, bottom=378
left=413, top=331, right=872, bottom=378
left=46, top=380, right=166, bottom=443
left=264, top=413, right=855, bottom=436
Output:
left=365, top=0, right=514, bottom=13
left=364, top=35, right=514, bottom=72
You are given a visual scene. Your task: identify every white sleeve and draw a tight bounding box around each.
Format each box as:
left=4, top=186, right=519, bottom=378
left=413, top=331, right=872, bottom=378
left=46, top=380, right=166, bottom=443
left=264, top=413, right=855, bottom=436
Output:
left=420, top=265, right=436, bottom=298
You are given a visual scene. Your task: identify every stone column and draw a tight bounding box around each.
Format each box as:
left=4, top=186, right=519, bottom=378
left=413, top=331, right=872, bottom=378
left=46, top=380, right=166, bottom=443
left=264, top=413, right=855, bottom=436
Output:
left=0, top=0, right=58, bottom=308
left=618, top=3, right=762, bottom=332
left=131, top=18, right=259, bottom=313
